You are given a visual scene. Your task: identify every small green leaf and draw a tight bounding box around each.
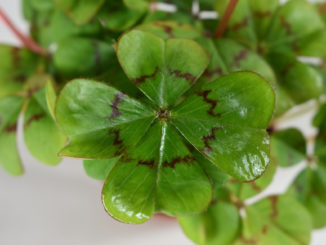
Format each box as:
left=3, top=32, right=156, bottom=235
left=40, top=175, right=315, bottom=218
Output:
left=267, top=51, right=323, bottom=105
left=171, top=71, right=274, bottom=181
left=56, top=79, right=156, bottom=159
left=24, top=88, right=66, bottom=166
left=54, top=0, right=105, bottom=25
left=178, top=200, right=241, bottom=245
left=249, top=0, right=279, bottom=41
left=37, top=9, right=101, bottom=48
left=123, top=0, right=150, bottom=11
left=117, top=30, right=208, bottom=108
left=244, top=194, right=313, bottom=244
left=0, top=96, right=24, bottom=175
left=83, top=157, right=119, bottom=180
left=30, top=0, right=55, bottom=11
left=266, top=0, right=325, bottom=54
left=270, top=128, right=306, bottom=167
left=288, top=167, right=326, bottom=228
left=0, top=45, right=38, bottom=98
left=313, top=103, right=326, bottom=130
left=54, top=37, right=116, bottom=79
left=97, top=1, right=145, bottom=32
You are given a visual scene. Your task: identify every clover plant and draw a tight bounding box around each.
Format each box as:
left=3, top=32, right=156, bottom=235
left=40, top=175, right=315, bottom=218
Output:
left=1, top=0, right=326, bottom=244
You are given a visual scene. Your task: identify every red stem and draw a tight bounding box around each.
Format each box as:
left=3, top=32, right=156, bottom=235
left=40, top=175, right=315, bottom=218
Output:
left=0, top=8, right=48, bottom=56
left=214, top=0, right=239, bottom=38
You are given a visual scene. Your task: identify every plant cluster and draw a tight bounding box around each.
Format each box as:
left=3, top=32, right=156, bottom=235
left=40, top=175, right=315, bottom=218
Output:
left=1, top=0, right=326, bottom=244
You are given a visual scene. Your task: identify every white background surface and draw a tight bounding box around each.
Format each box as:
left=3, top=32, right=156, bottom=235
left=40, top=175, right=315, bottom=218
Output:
left=0, top=0, right=326, bottom=244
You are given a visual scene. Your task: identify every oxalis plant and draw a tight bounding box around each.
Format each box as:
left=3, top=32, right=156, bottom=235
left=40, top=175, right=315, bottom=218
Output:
left=1, top=0, right=326, bottom=244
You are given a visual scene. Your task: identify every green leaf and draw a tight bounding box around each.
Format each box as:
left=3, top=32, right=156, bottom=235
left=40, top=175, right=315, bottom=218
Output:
left=117, top=30, right=209, bottom=108
left=171, top=71, right=274, bottom=181
left=227, top=160, right=276, bottom=200
left=123, top=0, right=150, bottom=11
left=0, top=96, right=24, bottom=175
left=30, top=0, right=55, bottom=11
left=0, top=45, right=38, bottom=98
left=270, top=128, right=306, bottom=167
left=266, top=0, right=325, bottom=54
left=137, top=21, right=202, bottom=41
left=313, top=103, right=326, bottom=131
left=56, top=79, right=156, bottom=159
left=267, top=51, right=323, bottom=105
left=214, top=0, right=257, bottom=48
left=144, top=11, right=197, bottom=25
left=102, top=122, right=212, bottom=224
left=314, top=104, right=326, bottom=164
left=249, top=0, right=279, bottom=41
left=54, top=0, right=105, bottom=25
left=54, top=37, right=116, bottom=79
left=97, top=1, right=145, bottom=32
left=244, top=194, right=313, bottom=244
left=154, top=123, right=212, bottom=216
left=24, top=88, right=66, bottom=165
left=37, top=9, right=101, bottom=48
left=192, top=149, right=229, bottom=201
left=178, top=200, right=241, bottom=245
left=288, top=167, right=326, bottom=228
left=214, top=39, right=276, bottom=87
left=83, top=157, right=119, bottom=180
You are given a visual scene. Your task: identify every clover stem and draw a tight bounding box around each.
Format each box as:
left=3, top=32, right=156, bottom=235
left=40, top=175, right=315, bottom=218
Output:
left=319, top=1, right=326, bottom=13
left=0, top=7, right=48, bottom=56
left=214, top=0, right=239, bottom=38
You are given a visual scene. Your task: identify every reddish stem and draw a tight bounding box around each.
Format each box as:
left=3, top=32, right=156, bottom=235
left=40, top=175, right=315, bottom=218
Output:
left=0, top=8, right=48, bottom=56
left=214, top=0, right=239, bottom=38
left=319, top=1, right=326, bottom=13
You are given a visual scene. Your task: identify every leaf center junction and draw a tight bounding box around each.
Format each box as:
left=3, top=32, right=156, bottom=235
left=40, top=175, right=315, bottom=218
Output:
left=157, top=109, right=169, bottom=121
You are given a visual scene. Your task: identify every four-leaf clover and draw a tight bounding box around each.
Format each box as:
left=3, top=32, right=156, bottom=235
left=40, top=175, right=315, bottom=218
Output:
left=55, top=30, right=274, bottom=223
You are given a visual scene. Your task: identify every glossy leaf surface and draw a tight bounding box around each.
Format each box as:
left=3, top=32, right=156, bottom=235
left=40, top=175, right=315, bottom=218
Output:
left=227, top=160, right=276, bottom=200
left=102, top=122, right=212, bottom=223
left=171, top=71, right=274, bottom=181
